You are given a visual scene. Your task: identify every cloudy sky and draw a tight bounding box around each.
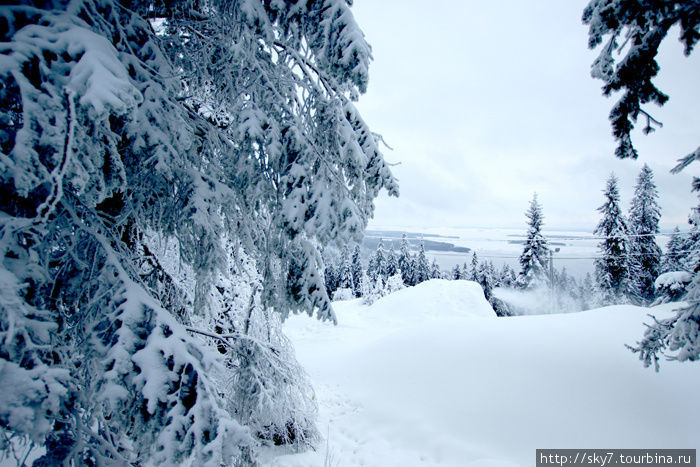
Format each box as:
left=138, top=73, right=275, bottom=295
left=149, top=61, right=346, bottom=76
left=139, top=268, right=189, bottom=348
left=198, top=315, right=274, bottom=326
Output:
left=350, top=0, right=700, bottom=232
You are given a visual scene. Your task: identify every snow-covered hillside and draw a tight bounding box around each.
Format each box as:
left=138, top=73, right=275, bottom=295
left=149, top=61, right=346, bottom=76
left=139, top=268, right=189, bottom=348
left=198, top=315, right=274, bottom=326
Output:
left=265, top=279, right=700, bottom=466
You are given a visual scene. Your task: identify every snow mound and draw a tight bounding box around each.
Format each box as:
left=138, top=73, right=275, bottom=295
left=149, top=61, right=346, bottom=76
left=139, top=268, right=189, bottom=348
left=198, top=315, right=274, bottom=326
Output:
left=281, top=279, right=495, bottom=358
left=367, top=279, right=496, bottom=320
left=272, top=294, right=700, bottom=466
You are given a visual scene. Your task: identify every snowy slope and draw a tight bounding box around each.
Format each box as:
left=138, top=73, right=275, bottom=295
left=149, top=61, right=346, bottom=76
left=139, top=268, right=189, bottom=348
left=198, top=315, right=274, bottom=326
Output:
left=265, top=279, right=700, bottom=467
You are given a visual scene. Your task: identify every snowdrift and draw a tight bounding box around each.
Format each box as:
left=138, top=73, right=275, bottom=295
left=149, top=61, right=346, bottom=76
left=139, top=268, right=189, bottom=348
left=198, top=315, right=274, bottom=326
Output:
left=366, top=279, right=496, bottom=320
left=269, top=280, right=700, bottom=467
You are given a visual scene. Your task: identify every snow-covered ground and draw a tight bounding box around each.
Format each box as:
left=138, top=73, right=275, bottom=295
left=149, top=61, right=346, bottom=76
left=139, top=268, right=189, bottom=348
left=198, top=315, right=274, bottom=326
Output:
left=264, top=279, right=700, bottom=466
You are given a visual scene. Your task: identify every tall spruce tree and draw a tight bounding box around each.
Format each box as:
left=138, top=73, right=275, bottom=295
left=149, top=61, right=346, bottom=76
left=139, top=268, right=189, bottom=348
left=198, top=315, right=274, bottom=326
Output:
left=0, top=1, right=396, bottom=463
left=518, top=194, right=550, bottom=289
left=594, top=174, right=632, bottom=303
left=628, top=164, right=662, bottom=303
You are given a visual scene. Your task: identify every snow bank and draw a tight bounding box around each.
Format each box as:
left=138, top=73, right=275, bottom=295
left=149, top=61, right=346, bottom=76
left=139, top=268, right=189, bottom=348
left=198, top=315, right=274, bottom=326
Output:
left=268, top=281, right=700, bottom=466
left=368, top=279, right=496, bottom=319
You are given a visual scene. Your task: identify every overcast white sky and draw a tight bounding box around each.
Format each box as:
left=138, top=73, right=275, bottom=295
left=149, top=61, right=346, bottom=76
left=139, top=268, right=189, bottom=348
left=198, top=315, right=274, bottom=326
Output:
left=351, top=0, right=700, bottom=232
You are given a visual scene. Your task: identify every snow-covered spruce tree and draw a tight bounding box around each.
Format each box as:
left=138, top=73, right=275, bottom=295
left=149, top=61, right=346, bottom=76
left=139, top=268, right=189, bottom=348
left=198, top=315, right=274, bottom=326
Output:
left=475, top=259, right=512, bottom=317
left=476, top=260, right=494, bottom=299
left=415, top=238, right=430, bottom=284
left=367, top=237, right=386, bottom=282
left=153, top=0, right=397, bottom=319
left=631, top=200, right=700, bottom=369
left=337, top=246, right=355, bottom=290
left=468, top=253, right=479, bottom=282
left=582, top=0, right=699, bottom=161
left=0, top=4, right=247, bottom=464
left=351, top=244, right=364, bottom=298
left=386, top=245, right=399, bottom=278
left=518, top=194, right=550, bottom=289
left=359, top=270, right=380, bottom=304
left=628, top=164, right=662, bottom=303
left=200, top=247, right=317, bottom=452
left=594, top=174, right=632, bottom=304
left=430, top=259, right=442, bottom=279
left=324, top=261, right=338, bottom=297
left=398, top=233, right=413, bottom=286
left=499, top=263, right=517, bottom=288
left=452, top=264, right=463, bottom=280
left=0, top=0, right=396, bottom=464
left=322, top=247, right=342, bottom=298
left=661, top=226, right=686, bottom=273
left=487, top=260, right=500, bottom=288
